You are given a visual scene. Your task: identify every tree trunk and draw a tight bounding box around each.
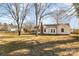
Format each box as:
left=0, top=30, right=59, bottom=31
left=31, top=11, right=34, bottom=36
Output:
left=34, top=3, right=38, bottom=36
left=36, top=18, right=38, bottom=36
left=56, top=25, right=58, bottom=34
left=40, top=22, right=43, bottom=34
left=17, top=22, right=21, bottom=36
left=56, top=9, right=59, bottom=34
left=18, top=30, right=21, bottom=35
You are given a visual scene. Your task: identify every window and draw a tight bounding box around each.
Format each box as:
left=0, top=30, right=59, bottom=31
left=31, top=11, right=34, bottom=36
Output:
left=61, top=28, right=64, bottom=32
left=51, top=29, right=55, bottom=33
left=44, top=29, right=46, bottom=32
left=54, top=29, right=55, bottom=33
left=51, top=29, right=52, bottom=32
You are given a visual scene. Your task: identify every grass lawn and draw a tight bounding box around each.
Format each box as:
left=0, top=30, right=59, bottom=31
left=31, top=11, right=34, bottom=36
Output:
left=0, top=32, right=79, bottom=56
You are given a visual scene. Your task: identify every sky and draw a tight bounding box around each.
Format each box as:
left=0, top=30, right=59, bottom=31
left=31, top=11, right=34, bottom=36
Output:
left=0, top=3, right=78, bottom=29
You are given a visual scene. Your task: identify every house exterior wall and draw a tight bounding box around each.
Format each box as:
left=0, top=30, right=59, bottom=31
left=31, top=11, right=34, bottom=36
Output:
left=43, top=24, right=71, bottom=34
left=43, top=27, right=56, bottom=34
left=57, top=24, right=71, bottom=34
left=7, top=25, right=18, bottom=32
left=43, top=26, right=56, bottom=34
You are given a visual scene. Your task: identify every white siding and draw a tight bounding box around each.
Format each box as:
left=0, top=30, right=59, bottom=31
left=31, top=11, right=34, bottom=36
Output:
left=43, top=27, right=56, bottom=34
left=43, top=24, right=71, bottom=34
left=57, top=25, right=71, bottom=34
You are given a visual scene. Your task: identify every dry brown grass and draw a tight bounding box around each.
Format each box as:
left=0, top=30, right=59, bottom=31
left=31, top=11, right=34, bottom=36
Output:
left=0, top=32, right=79, bottom=56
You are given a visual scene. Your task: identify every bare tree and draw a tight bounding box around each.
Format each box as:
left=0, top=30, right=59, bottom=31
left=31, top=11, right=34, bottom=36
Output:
left=0, top=3, right=30, bottom=35
left=34, top=3, right=38, bottom=36
left=34, top=3, right=52, bottom=36
left=50, top=9, right=72, bottom=34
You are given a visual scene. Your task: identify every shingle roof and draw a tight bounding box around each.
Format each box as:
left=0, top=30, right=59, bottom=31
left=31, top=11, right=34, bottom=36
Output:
left=44, top=23, right=69, bottom=26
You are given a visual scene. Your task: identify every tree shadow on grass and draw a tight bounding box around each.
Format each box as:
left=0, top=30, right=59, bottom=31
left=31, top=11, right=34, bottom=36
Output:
left=71, top=36, right=79, bottom=40
left=0, top=38, right=79, bottom=56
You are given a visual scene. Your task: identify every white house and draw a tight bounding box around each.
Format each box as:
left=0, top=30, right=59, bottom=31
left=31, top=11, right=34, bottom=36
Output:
left=8, top=24, right=24, bottom=32
left=8, top=24, right=18, bottom=32
left=39, top=23, right=71, bottom=34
